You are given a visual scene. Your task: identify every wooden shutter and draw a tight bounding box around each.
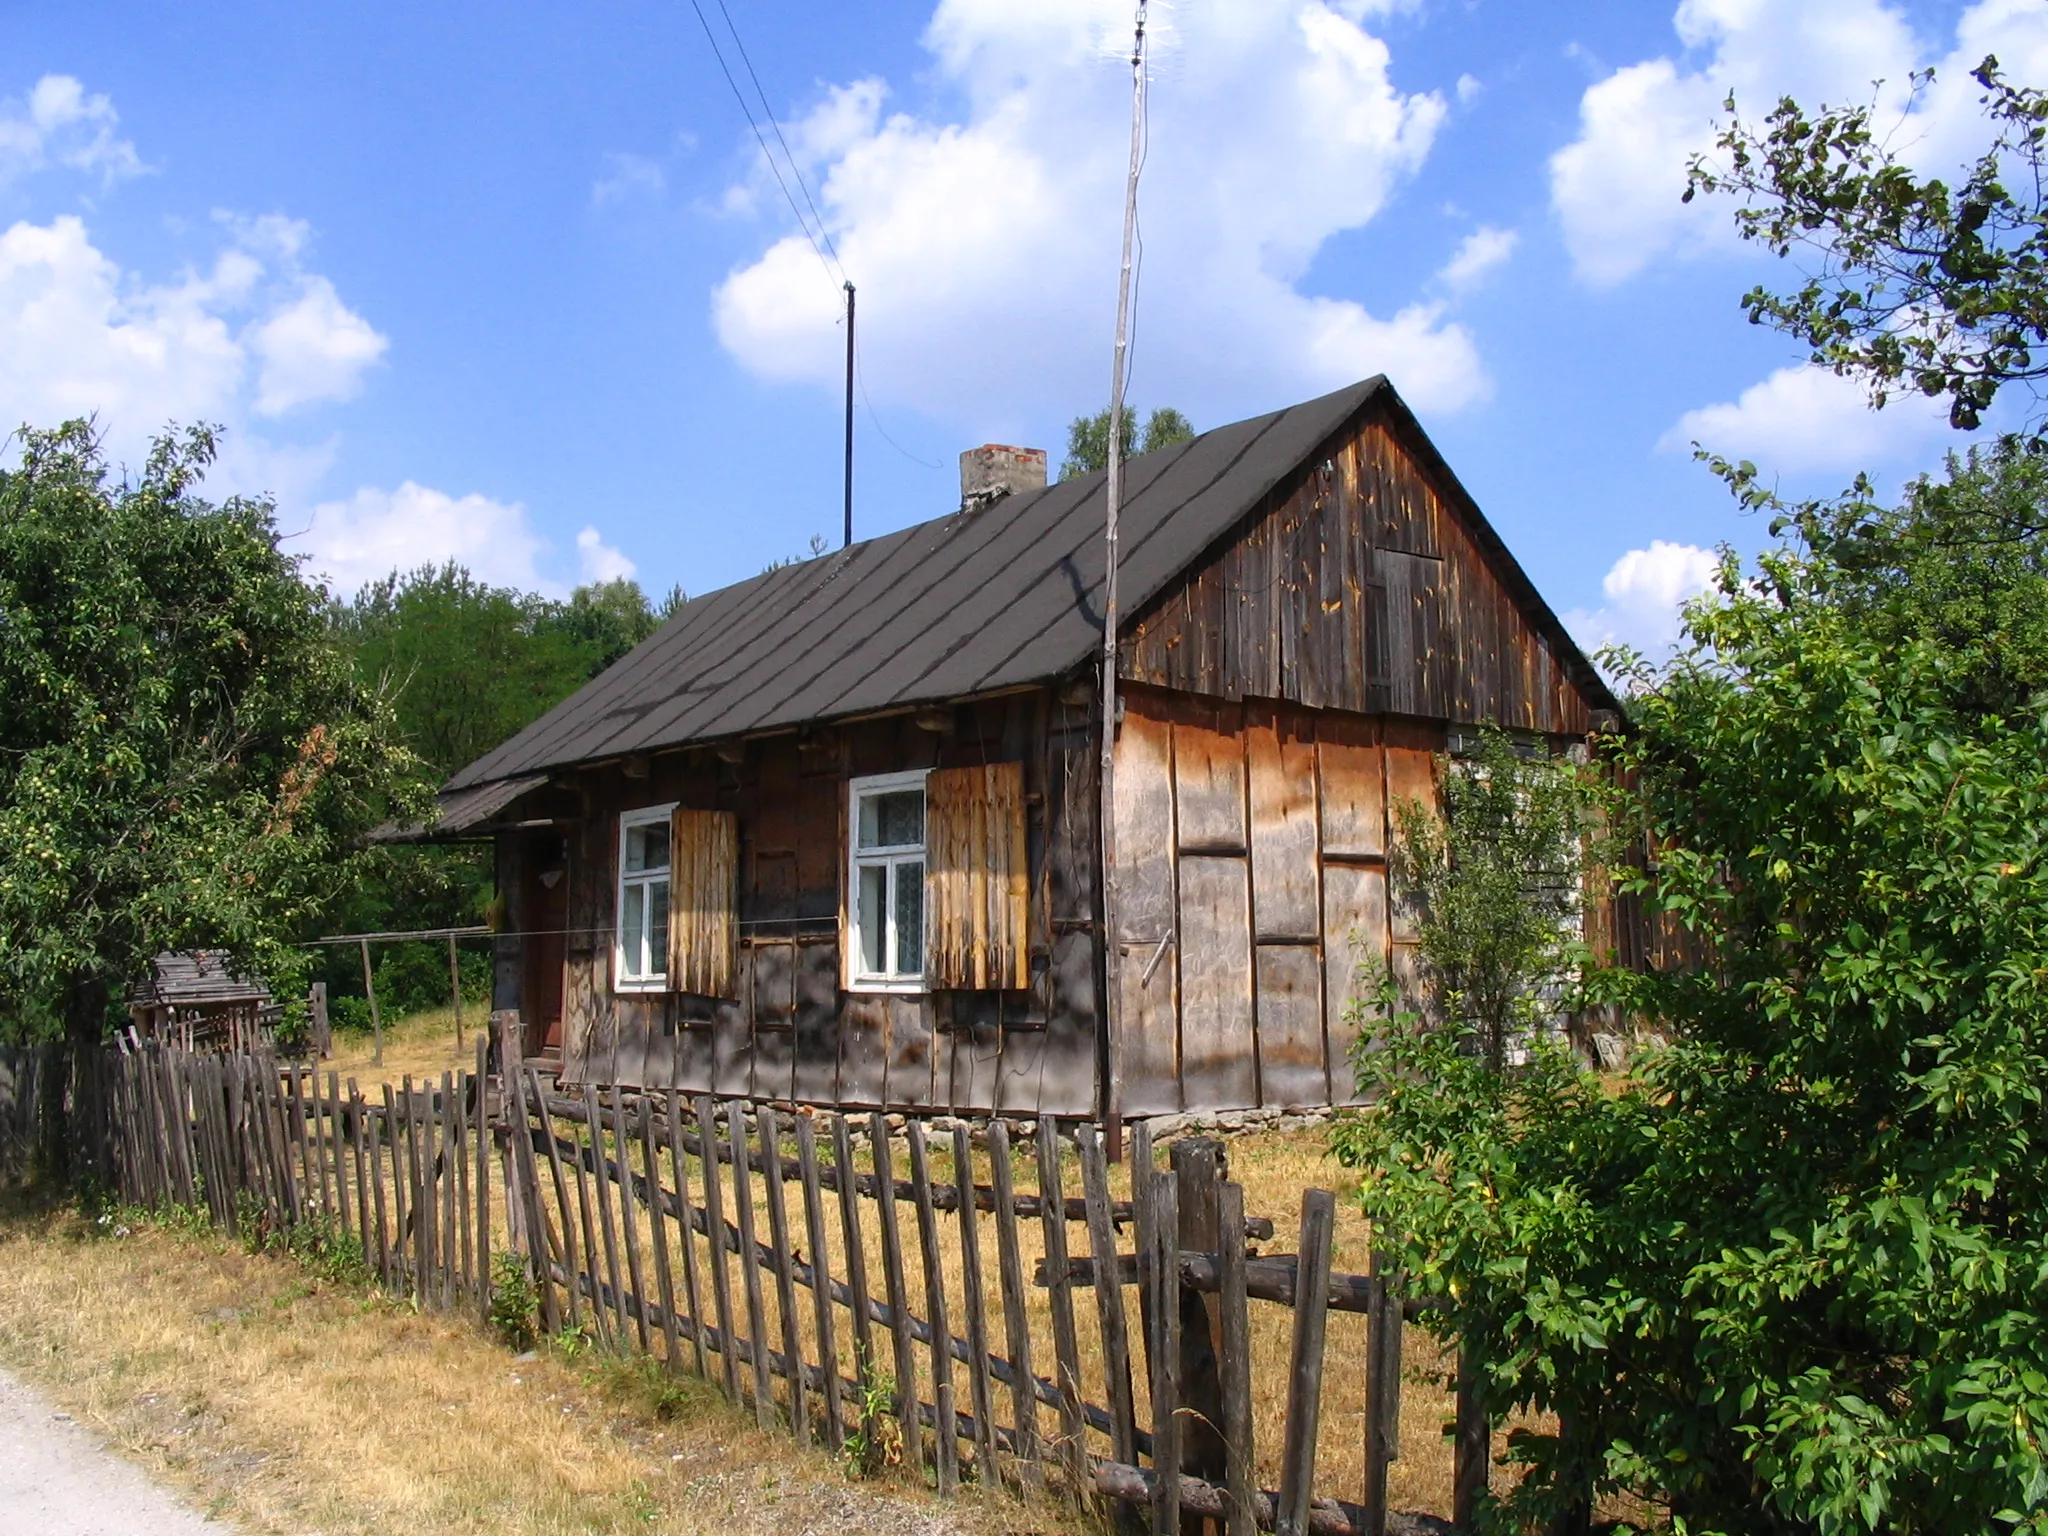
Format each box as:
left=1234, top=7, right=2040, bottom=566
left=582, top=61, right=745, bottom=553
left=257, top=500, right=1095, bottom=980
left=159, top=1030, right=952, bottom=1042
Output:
left=667, top=808, right=738, bottom=999
left=925, top=761, right=1029, bottom=990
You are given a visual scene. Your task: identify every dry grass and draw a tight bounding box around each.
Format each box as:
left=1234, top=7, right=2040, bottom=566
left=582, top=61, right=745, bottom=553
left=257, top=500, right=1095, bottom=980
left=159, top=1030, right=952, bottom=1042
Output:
left=323, top=1002, right=476, bottom=1090
left=0, top=1189, right=1072, bottom=1536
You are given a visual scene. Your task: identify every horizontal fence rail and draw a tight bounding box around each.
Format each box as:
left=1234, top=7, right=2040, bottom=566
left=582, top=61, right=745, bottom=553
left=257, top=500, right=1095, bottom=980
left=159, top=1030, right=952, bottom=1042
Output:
left=6, top=1022, right=1490, bottom=1535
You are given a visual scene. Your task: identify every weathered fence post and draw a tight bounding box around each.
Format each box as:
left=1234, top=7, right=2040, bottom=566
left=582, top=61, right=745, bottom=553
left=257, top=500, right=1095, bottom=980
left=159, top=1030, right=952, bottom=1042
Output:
left=1146, top=1166, right=1182, bottom=1536
left=1363, top=1245, right=1403, bottom=1536
left=360, top=938, right=383, bottom=1067
left=1215, top=1180, right=1257, bottom=1536
left=1276, top=1188, right=1335, bottom=1536
left=309, top=981, right=330, bottom=1061
left=1171, top=1136, right=1231, bottom=1526
left=447, top=933, right=464, bottom=1051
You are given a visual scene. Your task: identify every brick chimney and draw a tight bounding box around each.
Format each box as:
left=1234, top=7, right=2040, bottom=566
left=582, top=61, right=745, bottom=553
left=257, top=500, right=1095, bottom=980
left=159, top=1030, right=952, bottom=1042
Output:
left=959, top=444, right=1046, bottom=509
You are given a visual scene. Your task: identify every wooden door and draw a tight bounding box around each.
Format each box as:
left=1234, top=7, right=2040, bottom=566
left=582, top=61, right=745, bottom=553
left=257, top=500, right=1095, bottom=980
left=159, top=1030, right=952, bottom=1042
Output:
left=521, top=837, right=568, bottom=1054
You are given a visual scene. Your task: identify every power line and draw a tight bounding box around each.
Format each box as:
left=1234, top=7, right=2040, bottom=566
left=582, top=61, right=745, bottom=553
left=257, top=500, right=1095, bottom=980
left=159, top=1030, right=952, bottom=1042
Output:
left=680, top=4, right=947, bottom=479
left=713, top=0, right=843, bottom=277
left=684, top=0, right=840, bottom=287
left=856, top=354, right=945, bottom=470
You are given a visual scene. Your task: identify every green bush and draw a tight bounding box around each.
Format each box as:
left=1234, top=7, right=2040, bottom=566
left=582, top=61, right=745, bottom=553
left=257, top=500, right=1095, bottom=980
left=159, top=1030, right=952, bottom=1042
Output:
left=1335, top=548, right=2048, bottom=1534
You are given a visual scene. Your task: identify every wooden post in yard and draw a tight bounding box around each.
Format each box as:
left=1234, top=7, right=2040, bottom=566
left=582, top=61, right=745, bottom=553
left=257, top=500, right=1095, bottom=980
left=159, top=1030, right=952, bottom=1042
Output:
left=1363, top=1246, right=1403, bottom=1536
left=1276, top=1189, right=1335, bottom=1536
left=1172, top=1136, right=1231, bottom=1521
left=309, top=981, right=331, bottom=1060
left=360, top=937, right=383, bottom=1066
left=448, top=933, right=464, bottom=1051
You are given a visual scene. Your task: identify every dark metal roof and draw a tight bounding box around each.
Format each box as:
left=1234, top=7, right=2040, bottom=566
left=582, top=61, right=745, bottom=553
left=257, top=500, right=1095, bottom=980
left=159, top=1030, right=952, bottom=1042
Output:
left=449, top=378, right=1613, bottom=791
left=127, top=951, right=273, bottom=1008
left=367, top=771, right=552, bottom=845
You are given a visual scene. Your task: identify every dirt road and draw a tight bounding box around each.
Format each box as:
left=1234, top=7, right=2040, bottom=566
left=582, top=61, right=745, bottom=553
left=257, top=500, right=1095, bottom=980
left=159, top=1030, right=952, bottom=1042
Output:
left=0, top=1366, right=224, bottom=1535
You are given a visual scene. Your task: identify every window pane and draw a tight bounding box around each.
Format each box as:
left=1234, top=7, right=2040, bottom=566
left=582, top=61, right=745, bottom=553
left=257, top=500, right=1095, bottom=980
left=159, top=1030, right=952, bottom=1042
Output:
left=858, top=863, right=887, bottom=974
left=858, top=788, right=924, bottom=850
left=893, top=859, right=924, bottom=976
left=621, top=882, right=646, bottom=977
left=625, top=819, right=670, bottom=873
left=648, top=876, right=670, bottom=977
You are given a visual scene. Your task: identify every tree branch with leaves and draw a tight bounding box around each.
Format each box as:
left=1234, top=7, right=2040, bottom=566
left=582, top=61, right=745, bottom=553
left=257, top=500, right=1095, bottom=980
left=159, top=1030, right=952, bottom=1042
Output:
left=1688, top=56, right=2048, bottom=434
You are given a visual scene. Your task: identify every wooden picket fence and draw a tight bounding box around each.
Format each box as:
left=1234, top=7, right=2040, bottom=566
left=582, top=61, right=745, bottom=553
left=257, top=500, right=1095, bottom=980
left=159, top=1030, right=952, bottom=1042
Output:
left=20, top=1023, right=1493, bottom=1536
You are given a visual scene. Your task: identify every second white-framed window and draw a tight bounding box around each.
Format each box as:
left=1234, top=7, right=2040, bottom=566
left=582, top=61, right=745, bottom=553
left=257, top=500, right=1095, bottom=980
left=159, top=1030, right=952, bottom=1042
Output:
left=847, top=769, right=928, bottom=992
left=615, top=802, right=676, bottom=992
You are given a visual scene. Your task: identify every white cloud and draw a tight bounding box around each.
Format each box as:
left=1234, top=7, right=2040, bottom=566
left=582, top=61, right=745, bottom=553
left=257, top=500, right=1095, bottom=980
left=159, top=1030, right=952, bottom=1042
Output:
left=0, top=75, right=144, bottom=186
left=0, top=210, right=386, bottom=464
left=592, top=151, right=666, bottom=206
left=291, top=483, right=553, bottom=595
left=1662, top=363, right=1949, bottom=471
left=1548, top=0, right=2048, bottom=286
left=1563, top=540, right=1721, bottom=656
left=287, top=488, right=641, bottom=599
left=0, top=215, right=244, bottom=443
left=576, top=525, right=637, bottom=583
left=712, top=0, right=1486, bottom=430
left=1438, top=225, right=1517, bottom=291
left=248, top=275, right=388, bottom=414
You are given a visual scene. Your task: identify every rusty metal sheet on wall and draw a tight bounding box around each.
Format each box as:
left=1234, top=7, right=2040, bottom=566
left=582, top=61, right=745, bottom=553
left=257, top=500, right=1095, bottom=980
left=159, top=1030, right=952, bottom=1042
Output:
left=1255, top=943, right=1325, bottom=1109
left=750, top=1020, right=794, bottom=1102
left=1321, top=862, right=1388, bottom=1105
left=836, top=995, right=888, bottom=1108
left=884, top=996, right=935, bottom=1110
left=672, top=1019, right=713, bottom=1095
left=942, top=1019, right=1002, bottom=1114
left=1177, top=853, right=1256, bottom=1112
left=993, top=1023, right=1046, bottom=1116
left=791, top=937, right=840, bottom=1104
left=640, top=998, right=680, bottom=1091
left=611, top=1001, right=651, bottom=1089
left=710, top=1002, right=752, bottom=1099
left=1248, top=708, right=1320, bottom=940
left=749, top=940, right=795, bottom=1028
left=1038, top=928, right=1099, bottom=1117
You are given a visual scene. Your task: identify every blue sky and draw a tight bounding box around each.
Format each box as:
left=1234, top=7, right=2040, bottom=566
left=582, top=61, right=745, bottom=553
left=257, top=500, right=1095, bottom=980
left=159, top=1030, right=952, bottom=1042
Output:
left=3, top=0, right=2042, bottom=652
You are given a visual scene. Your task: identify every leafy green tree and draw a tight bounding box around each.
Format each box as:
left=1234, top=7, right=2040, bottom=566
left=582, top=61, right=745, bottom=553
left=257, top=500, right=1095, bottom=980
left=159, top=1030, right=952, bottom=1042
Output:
left=322, top=566, right=667, bottom=1017
left=332, top=564, right=592, bottom=781
left=1716, top=437, right=2048, bottom=717
left=0, top=422, right=424, bottom=1047
left=1057, top=405, right=1196, bottom=480
left=1688, top=56, right=2048, bottom=433
left=1335, top=522, right=2048, bottom=1533
left=1389, top=727, right=1590, bottom=1072
left=536, top=577, right=664, bottom=676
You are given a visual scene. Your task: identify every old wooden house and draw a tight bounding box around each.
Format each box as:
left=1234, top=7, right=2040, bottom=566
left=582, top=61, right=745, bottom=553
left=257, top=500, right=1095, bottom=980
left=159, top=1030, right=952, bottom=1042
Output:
left=428, top=377, right=1618, bottom=1120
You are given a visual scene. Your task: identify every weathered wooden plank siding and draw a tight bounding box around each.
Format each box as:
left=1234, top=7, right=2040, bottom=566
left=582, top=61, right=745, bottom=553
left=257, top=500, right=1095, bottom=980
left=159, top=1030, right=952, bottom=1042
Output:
left=544, top=686, right=1102, bottom=1117
left=1120, top=404, right=1594, bottom=738
left=1110, top=683, right=1444, bottom=1114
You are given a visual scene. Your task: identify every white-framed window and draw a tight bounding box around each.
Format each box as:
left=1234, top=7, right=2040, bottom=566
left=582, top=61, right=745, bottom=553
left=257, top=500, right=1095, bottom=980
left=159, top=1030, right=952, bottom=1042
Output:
left=615, top=803, right=676, bottom=992
left=847, top=770, right=928, bottom=992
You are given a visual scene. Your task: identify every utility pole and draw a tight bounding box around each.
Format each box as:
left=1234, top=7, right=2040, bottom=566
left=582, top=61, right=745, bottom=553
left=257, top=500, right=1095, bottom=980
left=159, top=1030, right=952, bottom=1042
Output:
left=1098, top=0, right=1147, bottom=1138
left=843, top=281, right=856, bottom=549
